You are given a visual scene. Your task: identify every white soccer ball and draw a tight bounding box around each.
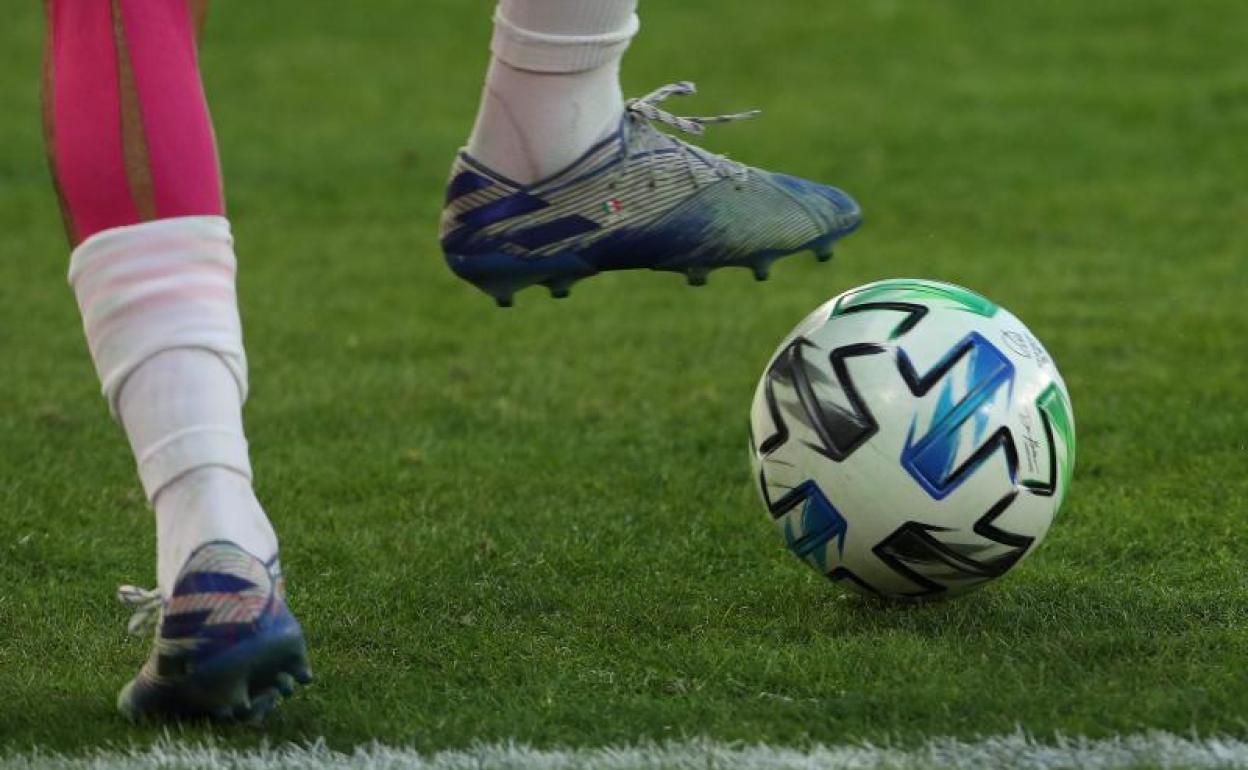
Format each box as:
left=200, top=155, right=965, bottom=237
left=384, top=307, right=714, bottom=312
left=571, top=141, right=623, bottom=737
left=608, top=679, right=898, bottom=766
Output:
left=749, top=279, right=1076, bottom=600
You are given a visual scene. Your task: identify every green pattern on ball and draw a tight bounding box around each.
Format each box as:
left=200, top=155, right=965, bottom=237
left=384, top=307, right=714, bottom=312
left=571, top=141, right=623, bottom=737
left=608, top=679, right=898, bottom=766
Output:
left=832, top=279, right=999, bottom=339
left=1036, top=382, right=1077, bottom=506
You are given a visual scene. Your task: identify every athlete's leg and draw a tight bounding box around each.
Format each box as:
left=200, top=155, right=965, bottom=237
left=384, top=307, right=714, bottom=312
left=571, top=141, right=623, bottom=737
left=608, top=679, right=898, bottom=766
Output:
left=444, top=0, right=861, bottom=306
left=45, top=0, right=223, bottom=245
left=43, top=0, right=308, bottom=721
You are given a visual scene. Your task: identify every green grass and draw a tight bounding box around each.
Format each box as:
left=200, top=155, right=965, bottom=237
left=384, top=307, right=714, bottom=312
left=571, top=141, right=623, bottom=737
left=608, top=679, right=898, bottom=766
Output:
left=2, top=0, right=1247, bottom=756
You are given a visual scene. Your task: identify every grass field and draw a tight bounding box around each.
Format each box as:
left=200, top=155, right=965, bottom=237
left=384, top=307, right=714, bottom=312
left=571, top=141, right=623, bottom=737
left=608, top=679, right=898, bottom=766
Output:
left=2, top=0, right=1247, bottom=765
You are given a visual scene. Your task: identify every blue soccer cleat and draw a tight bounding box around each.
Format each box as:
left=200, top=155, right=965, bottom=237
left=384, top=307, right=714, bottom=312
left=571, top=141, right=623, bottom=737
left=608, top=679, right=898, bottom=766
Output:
left=440, top=81, right=862, bottom=307
left=115, top=541, right=311, bottom=722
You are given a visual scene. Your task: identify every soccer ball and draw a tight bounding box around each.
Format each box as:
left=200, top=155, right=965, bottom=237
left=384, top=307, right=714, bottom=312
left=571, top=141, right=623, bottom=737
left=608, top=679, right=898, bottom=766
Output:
left=749, top=279, right=1075, bottom=600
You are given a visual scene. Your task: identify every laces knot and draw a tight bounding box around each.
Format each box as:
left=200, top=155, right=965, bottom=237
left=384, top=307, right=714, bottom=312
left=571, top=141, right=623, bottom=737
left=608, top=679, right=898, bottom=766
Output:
left=625, top=81, right=760, bottom=136
left=622, top=81, right=758, bottom=183
left=117, top=585, right=163, bottom=637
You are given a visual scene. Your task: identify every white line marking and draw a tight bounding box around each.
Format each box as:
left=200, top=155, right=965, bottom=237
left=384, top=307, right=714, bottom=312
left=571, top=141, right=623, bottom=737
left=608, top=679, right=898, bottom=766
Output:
left=4, top=733, right=1248, bottom=770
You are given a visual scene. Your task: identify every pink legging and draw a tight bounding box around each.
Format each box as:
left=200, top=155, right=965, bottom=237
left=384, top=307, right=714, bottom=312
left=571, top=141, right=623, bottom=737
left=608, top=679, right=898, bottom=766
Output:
left=45, top=0, right=223, bottom=246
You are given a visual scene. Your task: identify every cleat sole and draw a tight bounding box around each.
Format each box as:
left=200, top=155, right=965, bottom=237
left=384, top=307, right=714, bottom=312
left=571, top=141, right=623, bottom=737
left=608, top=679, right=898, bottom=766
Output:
left=118, top=625, right=310, bottom=723
left=445, top=219, right=860, bottom=306
left=445, top=251, right=596, bottom=307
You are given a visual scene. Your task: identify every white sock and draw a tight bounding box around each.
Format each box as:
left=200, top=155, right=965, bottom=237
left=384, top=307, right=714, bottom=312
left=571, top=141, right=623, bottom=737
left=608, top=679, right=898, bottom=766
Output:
left=467, top=0, right=640, bottom=184
left=119, top=350, right=276, bottom=595
left=69, top=216, right=277, bottom=596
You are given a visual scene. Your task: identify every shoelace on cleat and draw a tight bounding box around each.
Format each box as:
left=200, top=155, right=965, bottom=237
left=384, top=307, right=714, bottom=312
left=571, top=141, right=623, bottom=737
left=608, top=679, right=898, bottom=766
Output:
left=622, top=81, right=759, bottom=185
left=117, top=584, right=162, bottom=637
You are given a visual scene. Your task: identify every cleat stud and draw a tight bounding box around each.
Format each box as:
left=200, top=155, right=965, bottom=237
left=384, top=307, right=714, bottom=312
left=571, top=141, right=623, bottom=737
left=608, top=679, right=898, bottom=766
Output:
left=752, top=265, right=771, bottom=281
left=493, top=294, right=514, bottom=308
left=293, top=666, right=314, bottom=685
left=275, top=672, right=297, bottom=697
left=544, top=278, right=575, bottom=299
left=685, top=268, right=709, bottom=287
left=248, top=689, right=279, bottom=721
left=225, top=680, right=252, bottom=718
left=814, top=248, right=834, bottom=263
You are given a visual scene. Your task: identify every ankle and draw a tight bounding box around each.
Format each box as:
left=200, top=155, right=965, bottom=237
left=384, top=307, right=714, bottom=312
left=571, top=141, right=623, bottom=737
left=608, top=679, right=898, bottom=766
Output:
left=154, top=467, right=277, bottom=594
left=467, top=60, right=624, bottom=184
left=466, top=1, right=636, bottom=185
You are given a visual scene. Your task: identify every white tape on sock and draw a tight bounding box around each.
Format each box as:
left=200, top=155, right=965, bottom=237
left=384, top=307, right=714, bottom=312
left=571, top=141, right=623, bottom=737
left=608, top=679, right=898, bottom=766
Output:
left=69, top=216, right=252, bottom=499
left=68, top=216, right=248, bottom=414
